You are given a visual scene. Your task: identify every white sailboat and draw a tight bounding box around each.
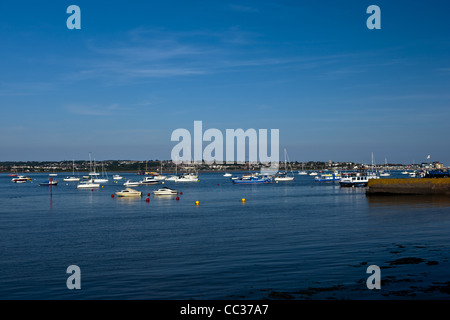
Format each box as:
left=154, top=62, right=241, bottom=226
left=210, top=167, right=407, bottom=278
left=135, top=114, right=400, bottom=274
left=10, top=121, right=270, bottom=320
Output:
left=379, top=158, right=391, bottom=177
left=274, top=149, right=294, bottom=181
left=88, top=153, right=99, bottom=177
left=94, top=162, right=109, bottom=183
left=166, top=158, right=179, bottom=181
left=298, top=163, right=308, bottom=175
left=63, top=160, right=80, bottom=182
left=77, top=178, right=100, bottom=189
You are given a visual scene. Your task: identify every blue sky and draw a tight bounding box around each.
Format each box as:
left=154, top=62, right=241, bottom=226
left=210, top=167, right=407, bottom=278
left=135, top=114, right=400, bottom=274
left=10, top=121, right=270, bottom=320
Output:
left=1, top=0, right=449, bottom=165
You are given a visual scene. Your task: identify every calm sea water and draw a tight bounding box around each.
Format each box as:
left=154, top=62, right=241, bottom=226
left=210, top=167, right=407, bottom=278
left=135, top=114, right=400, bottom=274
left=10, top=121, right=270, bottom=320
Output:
left=0, top=171, right=449, bottom=300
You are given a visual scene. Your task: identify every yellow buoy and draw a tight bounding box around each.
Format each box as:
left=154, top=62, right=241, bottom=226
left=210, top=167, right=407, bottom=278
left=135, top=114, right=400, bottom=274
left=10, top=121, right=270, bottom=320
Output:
left=242, top=198, right=246, bottom=203
left=195, top=201, right=199, bottom=206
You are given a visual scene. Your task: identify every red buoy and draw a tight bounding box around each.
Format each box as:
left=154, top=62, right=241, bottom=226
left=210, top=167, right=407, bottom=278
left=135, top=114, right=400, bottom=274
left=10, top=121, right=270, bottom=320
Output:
left=145, top=198, right=150, bottom=202
left=180, top=192, right=183, bottom=195
left=91, top=189, right=93, bottom=191
left=147, top=193, right=150, bottom=196
left=111, top=194, right=115, bottom=198
left=176, top=197, right=180, bottom=200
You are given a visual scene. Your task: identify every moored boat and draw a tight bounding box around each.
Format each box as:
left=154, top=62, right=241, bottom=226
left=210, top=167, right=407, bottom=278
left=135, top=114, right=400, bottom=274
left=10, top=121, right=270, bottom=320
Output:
left=315, top=171, right=341, bottom=182
left=153, top=187, right=178, bottom=195
left=39, top=180, right=58, bottom=186
left=232, top=175, right=272, bottom=184
left=140, top=176, right=159, bottom=185
left=339, top=172, right=369, bottom=187
left=115, top=188, right=142, bottom=197
left=77, top=179, right=100, bottom=189
left=12, top=175, right=32, bottom=183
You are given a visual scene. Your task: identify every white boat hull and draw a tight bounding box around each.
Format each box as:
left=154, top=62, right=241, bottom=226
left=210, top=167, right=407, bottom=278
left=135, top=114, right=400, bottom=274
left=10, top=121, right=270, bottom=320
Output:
left=274, top=176, right=294, bottom=181
left=77, top=183, right=100, bottom=189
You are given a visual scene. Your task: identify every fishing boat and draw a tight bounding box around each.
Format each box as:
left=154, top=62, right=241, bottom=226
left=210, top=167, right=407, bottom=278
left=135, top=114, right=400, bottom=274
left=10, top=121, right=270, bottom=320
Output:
left=339, top=173, right=369, bottom=187
left=77, top=179, right=100, bottom=189
left=123, top=179, right=142, bottom=187
left=115, top=188, right=142, bottom=197
left=39, top=180, right=58, bottom=186
left=153, top=187, right=178, bottom=195
left=11, top=175, right=32, bottom=183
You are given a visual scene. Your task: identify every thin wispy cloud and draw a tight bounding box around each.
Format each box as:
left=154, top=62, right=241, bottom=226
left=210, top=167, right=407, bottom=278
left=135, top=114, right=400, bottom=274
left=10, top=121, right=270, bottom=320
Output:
left=65, top=104, right=120, bottom=116
left=229, top=4, right=259, bottom=13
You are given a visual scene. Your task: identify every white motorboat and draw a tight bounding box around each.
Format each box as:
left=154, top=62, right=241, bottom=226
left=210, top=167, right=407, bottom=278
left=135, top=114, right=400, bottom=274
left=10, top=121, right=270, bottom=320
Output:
left=309, top=172, right=318, bottom=176
left=165, top=175, right=178, bottom=181
left=124, top=180, right=142, bottom=187
left=63, top=177, right=80, bottom=182
left=223, top=173, right=232, bottom=177
left=12, top=175, right=32, bottom=183
left=274, top=173, right=295, bottom=181
left=140, top=176, right=159, bottom=185
left=115, top=188, right=142, bottom=197
left=153, top=187, right=178, bottom=195
left=298, top=171, right=308, bottom=175
left=175, top=173, right=198, bottom=182
left=113, top=174, right=123, bottom=180
left=77, top=179, right=100, bottom=189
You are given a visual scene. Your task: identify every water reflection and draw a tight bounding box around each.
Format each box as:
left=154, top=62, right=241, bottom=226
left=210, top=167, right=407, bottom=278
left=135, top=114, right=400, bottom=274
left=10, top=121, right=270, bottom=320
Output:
left=367, top=194, right=450, bottom=208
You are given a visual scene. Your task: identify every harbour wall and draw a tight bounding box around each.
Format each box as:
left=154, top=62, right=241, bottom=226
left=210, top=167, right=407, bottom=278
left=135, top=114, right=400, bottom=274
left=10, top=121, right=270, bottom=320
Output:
left=366, top=178, right=450, bottom=195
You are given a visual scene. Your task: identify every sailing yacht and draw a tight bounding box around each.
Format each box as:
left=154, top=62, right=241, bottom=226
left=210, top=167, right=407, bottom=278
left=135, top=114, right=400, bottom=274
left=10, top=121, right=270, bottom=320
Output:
left=274, top=149, right=295, bottom=181
left=63, top=160, right=80, bottom=182
left=379, top=158, right=391, bottom=177
left=93, top=162, right=109, bottom=183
